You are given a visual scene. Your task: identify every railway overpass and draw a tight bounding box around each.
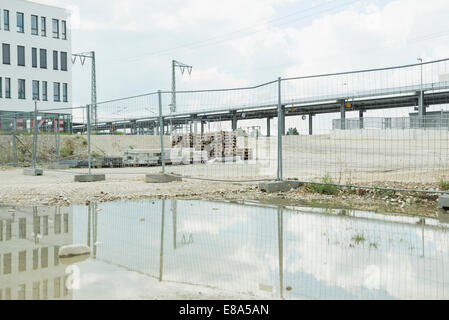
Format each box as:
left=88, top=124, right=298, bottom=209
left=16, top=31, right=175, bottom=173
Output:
left=72, top=58, right=449, bottom=135
left=74, top=82, right=449, bottom=135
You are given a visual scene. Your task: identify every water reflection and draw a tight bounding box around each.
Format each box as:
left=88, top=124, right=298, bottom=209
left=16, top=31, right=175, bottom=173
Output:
left=0, top=206, right=73, bottom=300
left=2, top=200, right=449, bottom=300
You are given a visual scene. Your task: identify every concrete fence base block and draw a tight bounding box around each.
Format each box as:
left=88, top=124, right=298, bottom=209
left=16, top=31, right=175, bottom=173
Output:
left=438, top=196, right=449, bottom=210
left=145, top=173, right=182, bottom=183
left=259, top=181, right=303, bottom=193
left=23, top=168, right=43, bottom=176
left=438, top=211, right=449, bottom=224
left=74, top=174, right=106, bottom=183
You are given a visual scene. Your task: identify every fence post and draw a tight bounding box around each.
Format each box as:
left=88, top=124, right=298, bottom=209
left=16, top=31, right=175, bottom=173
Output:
left=55, top=114, right=61, bottom=162
left=12, top=118, right=18, bottom=167
left=87, top=104, right=92, bottom=175
left=32, top=100, right=38, bottom=169
left=277, top=77, right=283, bottom=181
left=158, top=90, right=166, bottom=174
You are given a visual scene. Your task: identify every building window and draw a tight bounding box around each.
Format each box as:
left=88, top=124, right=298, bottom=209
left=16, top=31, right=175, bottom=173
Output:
left=6, top=220, right=11, bottom=240
left=18, top=79, right=26, bottom=99
left=4, top=10, right=9, bottom=31
left=0, top=77, right=2, bottom=98
left=33, top=249, right=38, bottom=270
left=33, top=80, right=40, bottom=100
left=42, top=81, right=48, bottom=101
left=60, top=52, right=67, bottom=71
left=32, top=47, right=37, bottom=68
left=52, top=19, right=59, bottom=38
left=53, top=83, right=60, bottom=102
left=41, top=247, right=48, bottom=268
left=54, top=246, right=60, bottom=266
left=4, top=253, right=12, bottom=274
left=17, top=12, right=24, bottom=33
left=17, top=45, right=25, bottom=66
left=31, top=15, right=38, bottom=35
left=19, top=251, right=26, bottom=272
left=19, top=218, right=26, bottom=238
left=40, top=48, right=47, bottom=69
left=41, top=17, right=46, bottom=36
left=42, top=215, right=48, bottom=236
left=53, top=50, right=58, bottom=70
left=5, top=78, right=10, bottom=98
left=2, top=43, right=10, bottom=64
left=63, top=83, right=68, bottom=102
left=61, top=20, right=67, bottom=40
left=54, top=278, right=61, bottom=298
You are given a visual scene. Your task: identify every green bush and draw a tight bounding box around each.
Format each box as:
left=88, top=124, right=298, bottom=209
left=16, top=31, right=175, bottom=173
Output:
left=440, top=180, right=449, bottom=191
left=310, top=174, right=339, bottom=195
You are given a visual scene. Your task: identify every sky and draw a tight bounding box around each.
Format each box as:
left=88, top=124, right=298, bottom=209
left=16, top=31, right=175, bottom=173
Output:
left=33, top=0, right=449, bottom=133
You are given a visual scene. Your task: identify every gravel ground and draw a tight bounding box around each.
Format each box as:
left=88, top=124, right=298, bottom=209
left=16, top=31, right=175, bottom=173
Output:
left=0, top=168, right=441, bottom=217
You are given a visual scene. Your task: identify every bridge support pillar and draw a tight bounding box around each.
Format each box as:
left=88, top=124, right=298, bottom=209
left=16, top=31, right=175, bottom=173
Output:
left=309, top=114, right=314, bottom=135
left=359, top=110, right=364, bottom=129
left=267, top=117, right=271, bottom=137
left=418, top=91, right=427, bottom=128
left=201, top=121, right=205, bottom=134
left=232, top=112, right=238, bottom=131
left=339, top=100, right=346, bottom=130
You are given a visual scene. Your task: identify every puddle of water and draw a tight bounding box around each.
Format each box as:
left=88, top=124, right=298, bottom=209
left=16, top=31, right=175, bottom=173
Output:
left=1, top=200, right=449, bottom=300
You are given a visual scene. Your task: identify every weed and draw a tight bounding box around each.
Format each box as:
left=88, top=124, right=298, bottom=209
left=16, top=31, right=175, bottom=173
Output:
left=310, top=174, right=339, bottom=195
left=351, top=233, right=366, bottom=245
left=440, top=180, right=449, bottom=191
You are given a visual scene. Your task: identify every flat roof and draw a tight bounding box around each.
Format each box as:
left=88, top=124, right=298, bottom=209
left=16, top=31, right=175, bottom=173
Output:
left=14, top=0, right=70, bottom=13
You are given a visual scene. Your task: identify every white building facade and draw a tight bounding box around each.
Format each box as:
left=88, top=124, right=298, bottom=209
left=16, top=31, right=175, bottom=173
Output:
left=0, top=0, right=71, bottom=114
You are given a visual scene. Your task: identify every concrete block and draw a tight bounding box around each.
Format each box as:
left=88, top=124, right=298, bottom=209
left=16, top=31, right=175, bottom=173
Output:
left=259, top=180, right=303, bottom=193
left=438, top=211, right=449, bottom=224
left=23, top=168, right=43, bottom=176
left=145, top=173, right=182, bottom=183
left=58, top=244, right=91, bottom=258
left=438, top=196, right=449, bottom=210
left=74, top=174, right=106, bottom=182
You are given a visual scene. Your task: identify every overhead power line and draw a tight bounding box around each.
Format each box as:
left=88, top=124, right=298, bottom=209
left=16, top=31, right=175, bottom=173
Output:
left=109, top=0, right=356, bottom=65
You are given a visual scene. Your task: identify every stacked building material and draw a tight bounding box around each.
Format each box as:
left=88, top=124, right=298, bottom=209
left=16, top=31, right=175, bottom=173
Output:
left=172, top=133, right=193, bottom=148
left=171, top=131, right=242, bottom=160
left=236, top=148, right=254, bottom=161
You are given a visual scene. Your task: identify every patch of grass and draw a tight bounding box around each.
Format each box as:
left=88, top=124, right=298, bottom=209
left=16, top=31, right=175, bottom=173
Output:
left=60, top=138, right=76, bottom=158
left=351, top=233, right=366, bottom=245
left=310, top=174, right=339, bottom=195
left=440, top=180, right=449, bottom=191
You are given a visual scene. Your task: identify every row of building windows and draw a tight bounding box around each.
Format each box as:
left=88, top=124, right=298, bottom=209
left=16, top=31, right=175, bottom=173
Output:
left=1, top=246, right=62, bottom=275
left=1, top=43, right=68, bottom=71
left=0, top=214, right=69, bottom=241
left=0, top=276, right=69, bottom=300
left=1, top=247, right=52, bottom=275
left=0, top=78, right=68, bottom=102
left=0, top=9, right=67, bottom=40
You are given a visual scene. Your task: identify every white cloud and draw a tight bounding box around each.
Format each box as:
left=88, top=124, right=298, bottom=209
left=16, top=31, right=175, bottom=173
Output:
left=31, top=0, right=449, bottom=121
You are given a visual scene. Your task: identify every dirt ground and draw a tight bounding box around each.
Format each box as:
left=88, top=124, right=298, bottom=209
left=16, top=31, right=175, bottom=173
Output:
left=0, top=167, right=441, bottom=217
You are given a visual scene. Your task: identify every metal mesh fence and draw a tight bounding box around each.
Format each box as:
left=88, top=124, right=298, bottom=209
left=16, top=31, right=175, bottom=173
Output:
left=71, top=199, right=449, bottom=300
left=2, top=58, right=449, bottom=191
left=158, top=83, right=278, bottom=181
left=281, top=58, right=449, bottom=188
